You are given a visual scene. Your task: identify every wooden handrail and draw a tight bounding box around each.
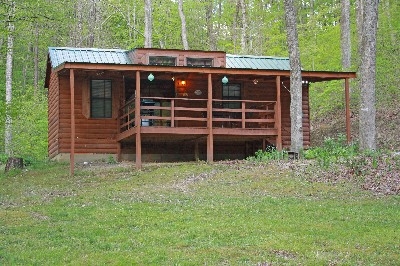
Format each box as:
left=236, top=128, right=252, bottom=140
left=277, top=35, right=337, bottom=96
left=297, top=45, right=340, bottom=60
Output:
left=119, top=97, right=277, bottom=133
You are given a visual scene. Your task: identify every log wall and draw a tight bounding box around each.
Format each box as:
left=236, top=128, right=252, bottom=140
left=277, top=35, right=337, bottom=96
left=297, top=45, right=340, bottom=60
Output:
left=56, top=73, right=121, bottom=155
left=48, top=72, right=59, bottom=159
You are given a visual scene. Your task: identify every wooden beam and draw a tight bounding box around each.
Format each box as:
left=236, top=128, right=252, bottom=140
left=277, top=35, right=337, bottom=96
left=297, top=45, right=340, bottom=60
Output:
left=135, top=71, right=142, bottom=169
left=345, top=78, right=351, bottom=144
left=70, top=69, right=75, bottom=176
left=207, top=73, right=213, bottom=163
left=275, top=76, right=282, bottom=151
left=61, top=62, right=357, bottom=80
left=171, top=99, right=175, bottom=127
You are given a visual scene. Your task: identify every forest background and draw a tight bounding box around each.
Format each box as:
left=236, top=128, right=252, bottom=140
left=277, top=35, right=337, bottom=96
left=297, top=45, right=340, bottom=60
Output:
left=0, top=0, right=399, bottom=163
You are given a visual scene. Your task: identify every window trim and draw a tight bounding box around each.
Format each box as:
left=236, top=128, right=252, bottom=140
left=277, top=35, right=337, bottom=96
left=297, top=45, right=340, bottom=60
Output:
left=222, top=83, right=241, bottom=109
left=186, top=57, right=214, bottom=67
left=148, top=56, right=177, bottom=66
left=90, top=79, right=113, bottom=119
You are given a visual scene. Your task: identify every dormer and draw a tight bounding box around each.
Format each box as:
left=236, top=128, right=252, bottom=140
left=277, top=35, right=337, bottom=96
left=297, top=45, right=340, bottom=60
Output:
left=128, top=48, right=226, bottom=67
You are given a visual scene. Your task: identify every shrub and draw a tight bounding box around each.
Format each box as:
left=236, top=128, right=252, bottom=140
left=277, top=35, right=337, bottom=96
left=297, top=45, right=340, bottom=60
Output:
left=304, top=134, right=358, bottom=168
left=247, top=147, right=288, bottom=162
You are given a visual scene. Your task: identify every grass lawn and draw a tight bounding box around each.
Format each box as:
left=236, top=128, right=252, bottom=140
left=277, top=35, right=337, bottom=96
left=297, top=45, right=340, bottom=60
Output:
left=1, top=161, right=399, bottom=265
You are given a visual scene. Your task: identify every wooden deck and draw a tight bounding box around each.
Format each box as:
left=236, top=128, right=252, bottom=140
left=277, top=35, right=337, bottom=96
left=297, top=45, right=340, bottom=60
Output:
left=117, top=97, right=278, bottom=142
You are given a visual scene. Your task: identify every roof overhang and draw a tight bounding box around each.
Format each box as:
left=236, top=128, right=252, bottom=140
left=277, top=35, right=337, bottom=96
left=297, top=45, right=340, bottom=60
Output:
left=52, top=62, right=356, bottom=83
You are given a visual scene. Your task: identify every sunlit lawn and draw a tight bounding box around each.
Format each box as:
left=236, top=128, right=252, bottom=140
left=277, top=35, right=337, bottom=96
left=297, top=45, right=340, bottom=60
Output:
left=1, top=161, right=399, bottom=265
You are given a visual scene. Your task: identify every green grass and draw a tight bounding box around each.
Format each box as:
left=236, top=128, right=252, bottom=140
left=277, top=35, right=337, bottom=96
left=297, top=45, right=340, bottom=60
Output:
left=1, top=161, right=399, bottom=265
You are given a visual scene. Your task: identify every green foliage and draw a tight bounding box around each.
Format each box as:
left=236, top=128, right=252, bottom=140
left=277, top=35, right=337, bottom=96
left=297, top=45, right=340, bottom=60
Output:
left=0, top=87, right=48, bottom=164
left=304, top=134, right=358, bottom=168
left=247, top=147, right=288, bottom=162
left=107, top=155, right=117, bottom=164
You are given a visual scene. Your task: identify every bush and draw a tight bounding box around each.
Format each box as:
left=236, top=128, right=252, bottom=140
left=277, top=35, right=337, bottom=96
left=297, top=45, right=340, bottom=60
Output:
left=304, top=134, right=358, bottom=168
left=247, top=147, right=288, bottom=162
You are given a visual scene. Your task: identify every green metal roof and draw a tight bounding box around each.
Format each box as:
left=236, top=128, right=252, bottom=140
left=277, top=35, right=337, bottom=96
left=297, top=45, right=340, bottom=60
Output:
left=226, top=54, right=290, bottom=70
left=48, top=47, right=290, bottom=70
left=48, top=47, right=131, bottom=68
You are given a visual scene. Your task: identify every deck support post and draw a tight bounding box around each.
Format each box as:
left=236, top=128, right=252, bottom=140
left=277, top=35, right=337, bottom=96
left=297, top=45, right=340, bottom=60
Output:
left=69, top=69, right=75, bottom=176
left=116, top=142, right=121, bottom=162
left=207, top=73, right=213, bottom=163
left=194, top=141, right=199, bottom=161
left=135, top=71, right=142, bottom=169
left=275, top=76, right=282, bottom=151
left=345, top=78, right=351, bottom=144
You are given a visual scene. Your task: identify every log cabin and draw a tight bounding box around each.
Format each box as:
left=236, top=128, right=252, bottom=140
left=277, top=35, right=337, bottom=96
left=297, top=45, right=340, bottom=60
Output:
left=45, top=47, right=356, bottom=172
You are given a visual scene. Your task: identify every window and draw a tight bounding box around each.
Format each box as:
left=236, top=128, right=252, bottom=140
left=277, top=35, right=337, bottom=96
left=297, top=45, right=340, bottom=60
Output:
left=149, top=56, right=176, bottom=66
left=91, top=80, right=112, bottom=118
left=222, top=84, right=241, bottom=109
left=187, top=58, right=213, bottom=67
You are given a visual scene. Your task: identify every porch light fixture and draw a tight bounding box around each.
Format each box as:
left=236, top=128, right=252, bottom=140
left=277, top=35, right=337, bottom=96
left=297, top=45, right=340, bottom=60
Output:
left=253, top=79, right=259, bottom=84
left=148, top=73, right=154, bottom=82
left=179, top=79, right=186, bottom=87
left=222, top=76, right=228, bottom=84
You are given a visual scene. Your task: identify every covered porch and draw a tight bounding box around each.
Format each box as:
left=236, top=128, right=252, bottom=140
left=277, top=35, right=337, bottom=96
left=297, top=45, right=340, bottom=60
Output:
left=65, top=62, right=355, bottom=172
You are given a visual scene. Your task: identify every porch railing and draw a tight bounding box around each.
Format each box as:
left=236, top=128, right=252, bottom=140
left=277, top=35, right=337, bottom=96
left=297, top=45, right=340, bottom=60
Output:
left=119, top=97, right=276, bottom=133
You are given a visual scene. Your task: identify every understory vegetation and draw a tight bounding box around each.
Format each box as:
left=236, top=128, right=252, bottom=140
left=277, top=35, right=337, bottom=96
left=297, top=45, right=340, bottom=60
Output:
left=1, top=160, right=399, bottom=265
left=250, top=135, right=400, bottom=195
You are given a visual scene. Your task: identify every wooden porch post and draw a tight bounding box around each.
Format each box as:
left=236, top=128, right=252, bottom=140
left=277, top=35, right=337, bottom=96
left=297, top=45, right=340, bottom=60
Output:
left=207, top=73, right=213, bottom=163
left=135, top=71, right=142, bottom=169
left=345, top=78, right=351, bottom=144
left=276, top=76, right=282, bottom=151
left=69, top=69, right=75, bottom=176
left=194, top=140, right=199, bottom=161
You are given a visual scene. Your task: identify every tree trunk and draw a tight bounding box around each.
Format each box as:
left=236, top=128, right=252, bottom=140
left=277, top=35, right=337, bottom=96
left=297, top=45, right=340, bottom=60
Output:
left=206, top=2, right=216, bottom=51
left=359, top=0, right=379, bottom=151
left=284, top=0, right=303, bottom=153
left=341, top=0, right=351, bottom=70
left=355, top=0, right=364, bottom=56
left=239, top=0, right=247, bottom=53
left=178, top=0, right=189, bottom=50
left=33, top=22, right=39, bottom=93
left=5, top=157, right=23, bottom=172
left=144, top=0, right=152, bottom=48
left=232, top=1, right=240, bottom=53
left=88, top=0, right=97, bottom=47
left=5, top=0, right=16, bottom=157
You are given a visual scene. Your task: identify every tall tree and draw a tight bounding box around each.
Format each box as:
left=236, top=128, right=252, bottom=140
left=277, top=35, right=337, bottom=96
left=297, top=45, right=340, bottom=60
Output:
left=205, top=1, right=216, bottom=50
left=284, top=0, right=303, bottom=153
left=70, top=0, right=84, bottom=46
left=355, top=0, right=364, bottom=56
left=144, top=0, right=152, bottom=48
left=5, top=0, right=15, bottom=156
left=341, top=0, right=351, bottom=70
left=178, top=0, right=189, bottom=50
left=239, top=0, right=247, bottom=53
left=88, top=0, right=101, bottom=47
left=359, top=0, right=379, bottom=150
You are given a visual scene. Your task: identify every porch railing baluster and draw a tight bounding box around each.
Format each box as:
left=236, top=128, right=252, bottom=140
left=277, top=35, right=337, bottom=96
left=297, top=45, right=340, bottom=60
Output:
left=118, top=97, right=278, bottom=135
left=171, top=99, right=175, bottom=128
